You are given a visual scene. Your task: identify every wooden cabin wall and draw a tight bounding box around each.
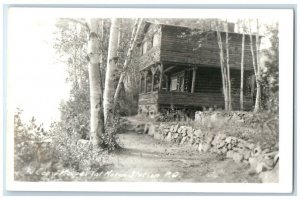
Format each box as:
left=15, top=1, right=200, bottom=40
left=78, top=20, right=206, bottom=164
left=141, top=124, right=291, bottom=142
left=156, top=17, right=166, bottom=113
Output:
left=194, top=67, right=253, bottom=96
left=160, top=25, right=258, bottom=70
left=157, top=91, right=253, bottom=111
left=160, top=67, right=254, bottom=110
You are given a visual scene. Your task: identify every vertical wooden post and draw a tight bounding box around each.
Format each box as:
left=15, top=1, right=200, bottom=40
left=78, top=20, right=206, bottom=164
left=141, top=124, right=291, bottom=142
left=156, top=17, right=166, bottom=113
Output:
left=191, top=67, right=196, bottom=93
left=139, top=71, right=143, bottom=93
left=158, top=64, right=164, bottom=91
left=144, top=70, right=148, bottom=93
left=165, top=74, right=169, bottom=91
left=151, top=66, right=158, bottom=92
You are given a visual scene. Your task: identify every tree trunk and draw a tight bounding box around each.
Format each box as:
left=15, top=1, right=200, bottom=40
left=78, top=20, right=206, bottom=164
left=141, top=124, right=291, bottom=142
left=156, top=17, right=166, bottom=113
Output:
left=240, top=33, right=245, bottom=111
left=87, top=18, right=105, bottom=147
left=254, top=19, right=261, bottom=113
left=103, top=18, right=120, bottom=124
left=225, top=21, right=232, bottom=111
left=216, top=29, right=229, bottom=111
left=113, top=18, right=143, bottom=107
left=248, top=19, right=261, bottom=113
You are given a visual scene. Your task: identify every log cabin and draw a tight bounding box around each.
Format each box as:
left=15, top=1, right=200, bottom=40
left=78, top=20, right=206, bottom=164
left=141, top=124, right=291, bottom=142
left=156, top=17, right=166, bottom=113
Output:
left=137, top=21, right=258, bottom=117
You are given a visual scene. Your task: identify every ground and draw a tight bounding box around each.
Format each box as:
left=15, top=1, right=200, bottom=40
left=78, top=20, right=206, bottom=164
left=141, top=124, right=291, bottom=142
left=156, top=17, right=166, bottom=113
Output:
left=99, top=117, right=260, bottom=182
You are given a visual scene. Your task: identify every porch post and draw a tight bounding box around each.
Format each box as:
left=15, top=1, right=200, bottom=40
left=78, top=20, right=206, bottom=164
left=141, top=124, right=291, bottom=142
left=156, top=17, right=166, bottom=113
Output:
left=158, top=63, right=164, bottom=91
left=143, top=70, right=148, bottom=93
left=139, top=71, right=143, bottom=93
left=164, top=74, right=169, bottom=91
left=151, top=66, right=158, bottom=92
left=191, top=67, right=196, bottom=93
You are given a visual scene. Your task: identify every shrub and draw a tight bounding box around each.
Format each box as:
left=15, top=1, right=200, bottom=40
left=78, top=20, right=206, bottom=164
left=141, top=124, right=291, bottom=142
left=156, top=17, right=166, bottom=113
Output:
left=14, top=109, right=56, bottom=181
left=49, top=122, right=110, bottom=173
left=14, top=109, right=111, bottom=181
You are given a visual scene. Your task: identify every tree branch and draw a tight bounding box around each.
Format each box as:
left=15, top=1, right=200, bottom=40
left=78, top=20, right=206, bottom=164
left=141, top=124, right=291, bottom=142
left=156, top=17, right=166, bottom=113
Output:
left=62, top=18, right=90, bottom=33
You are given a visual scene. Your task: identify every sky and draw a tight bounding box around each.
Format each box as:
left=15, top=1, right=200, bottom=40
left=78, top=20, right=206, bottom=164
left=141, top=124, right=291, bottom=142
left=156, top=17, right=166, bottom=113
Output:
left=8, top=12, right=70, bottom=127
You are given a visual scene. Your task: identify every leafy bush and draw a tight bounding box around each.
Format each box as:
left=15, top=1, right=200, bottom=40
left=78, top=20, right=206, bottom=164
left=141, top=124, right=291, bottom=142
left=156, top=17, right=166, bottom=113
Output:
left=14, top=108, right=57, bottom=181
left=14, top=109, right=111, bottom=181
left=49, top=121, right=109, bottom=172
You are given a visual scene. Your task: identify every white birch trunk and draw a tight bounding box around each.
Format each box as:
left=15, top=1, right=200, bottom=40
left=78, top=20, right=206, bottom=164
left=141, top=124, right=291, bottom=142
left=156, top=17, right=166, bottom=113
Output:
left=103, top=18, right=120, bottom=124
left=113, top=18, right=143, bottom=107
left=225, top=21, right=232, bottom=111
left=254, top=19, right=261, bottom=112
left=87, top=18, right=104, bottom=147
left=216, top=29, right=229, bottom=111
left=240, top=33, right=245, bottom=110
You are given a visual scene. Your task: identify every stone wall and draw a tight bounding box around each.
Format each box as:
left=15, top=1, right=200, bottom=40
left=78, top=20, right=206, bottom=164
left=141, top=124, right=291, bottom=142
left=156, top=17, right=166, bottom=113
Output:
left=144, top=111, right=279, bottom=182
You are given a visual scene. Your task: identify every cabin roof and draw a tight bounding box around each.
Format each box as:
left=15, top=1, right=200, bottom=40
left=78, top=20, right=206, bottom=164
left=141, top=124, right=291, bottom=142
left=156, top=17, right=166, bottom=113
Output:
left=137, top=21, right=262, bottom=45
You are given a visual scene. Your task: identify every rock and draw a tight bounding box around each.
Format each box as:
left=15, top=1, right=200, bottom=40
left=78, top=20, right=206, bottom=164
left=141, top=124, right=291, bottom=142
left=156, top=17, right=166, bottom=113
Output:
left=219, top=133, right=227, bottom=140
left=237, top=141, right=246, bottom=149
left=210, top=113, right=219, bottom=122
left=194, top=129, right=203, bottom=137
left=220, top=147, right=228, bottom=154
left=161, top=129, right=168, bottom=136
left=232, top=152, right=244, bottom=163
left=175, top=135, right=182, bottom=143
left=185, top=136, right=191, bottom=145
left=180, top=136, right=188, bottom=145
left=186, top=127, right=194, bottom=136
left=177, top=126, right=183, bottom=133
left=202, top=143, right=211, bottom=152
left=226, top=143, right=232, bottom=150
left=217, top=140, right=226, bottom=149
left=259, top=161, right=279, bottom=183
left=188, top=136, right=195, bottom=146
left=238, top=145, right=245, bottom=151
left=243, top=149, right=251, bottom=160
left=225, top=137, right=232, bottom=144
left=232, top=147, right=240, bottom=152
left=143, top=123, right=150, bottom=134
left=169, top=125, right=174, bottom=132
left=173, top=132, right=179, bottom=139
left=165, top=132, right=172, bottom=142
left=246, top=143, right=255, bottom=150
left=172, top=124, right=179, bottom=133
left=230, top=137, right=238, bottom=144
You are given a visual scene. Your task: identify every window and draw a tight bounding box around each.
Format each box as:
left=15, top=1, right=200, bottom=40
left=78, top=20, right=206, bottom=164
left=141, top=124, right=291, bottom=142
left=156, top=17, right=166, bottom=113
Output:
left=142, top=41, right=148, bottom=55
left=170, top=76, right=178, bottom=91
left=170, top=72, right=186, bottom=92
left=152, top=33, right=159, bottom=47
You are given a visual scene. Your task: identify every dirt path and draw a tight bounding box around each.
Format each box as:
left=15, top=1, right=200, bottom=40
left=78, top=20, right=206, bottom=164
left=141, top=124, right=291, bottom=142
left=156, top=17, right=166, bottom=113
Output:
left=101, top=117, right=259, bottom=183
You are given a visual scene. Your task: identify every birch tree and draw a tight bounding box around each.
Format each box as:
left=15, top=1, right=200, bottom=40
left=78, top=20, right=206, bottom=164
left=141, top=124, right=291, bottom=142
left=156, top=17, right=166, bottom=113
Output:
left=240, top=22, right=245, bottom=111
left=216, top=22, right=229, bottom=111
left=249, top=19, right=262, bottom=113
left=225, top=21, right=232, bottom=111
left=87, top=18, right=105, bottom=147
left=113, top=18, right=143, bottom=108
left=254, top=19, right=262, bottom=112
left=103, top=18, right=120, bottom=125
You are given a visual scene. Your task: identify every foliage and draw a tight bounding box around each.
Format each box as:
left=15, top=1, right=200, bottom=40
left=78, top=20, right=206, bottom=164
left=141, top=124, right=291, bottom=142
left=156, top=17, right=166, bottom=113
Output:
left=260, top=22, right=279, bottom=113
left=14, top=108, right=57, bottom=181
left=14, top=109, right=110, bottom=181
left=49, top=121, right=109, bottom=172
left=53, top=18, right=138, bottom=142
